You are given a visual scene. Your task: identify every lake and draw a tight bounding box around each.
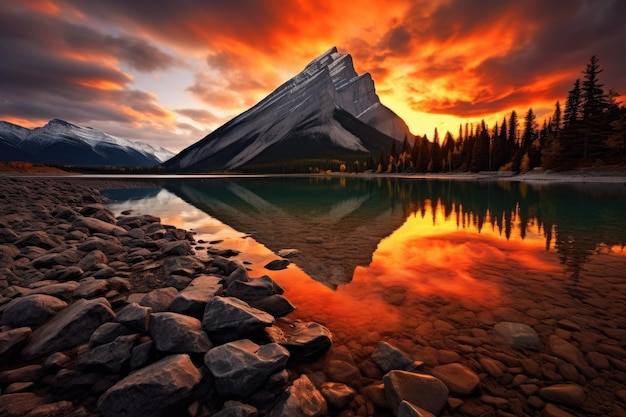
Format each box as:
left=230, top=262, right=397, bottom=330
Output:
left=102, top=176, right=626, bottom=371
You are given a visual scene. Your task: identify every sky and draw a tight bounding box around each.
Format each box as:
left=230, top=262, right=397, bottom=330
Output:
left=1, top=0, right=625, bottom=153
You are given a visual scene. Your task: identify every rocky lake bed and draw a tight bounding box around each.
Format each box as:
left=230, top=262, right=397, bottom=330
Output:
left=1, top=176, right=626, bottom=417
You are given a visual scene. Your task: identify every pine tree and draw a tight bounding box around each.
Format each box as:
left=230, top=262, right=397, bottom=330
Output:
left=469, top=120, right=490, bottom=171
left=580, top=55, right=609, bottom=160
left=506, top=110, right=518, bottom=165
left=430, top=128, right=442, bottom=172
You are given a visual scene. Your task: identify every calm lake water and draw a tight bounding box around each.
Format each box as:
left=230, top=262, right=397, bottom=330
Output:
left=102, top=176, right=626, bottom=357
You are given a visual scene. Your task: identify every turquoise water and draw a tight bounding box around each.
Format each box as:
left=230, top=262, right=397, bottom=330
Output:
left=102, top=176, right=626, bottom=345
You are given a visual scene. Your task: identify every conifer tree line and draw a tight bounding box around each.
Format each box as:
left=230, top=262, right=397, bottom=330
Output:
left=376, top=56, right=626, bottom=173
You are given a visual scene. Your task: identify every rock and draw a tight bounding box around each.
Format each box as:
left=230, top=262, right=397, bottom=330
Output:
left=264, top=259, right=290, bottom=270
left=130, top=340, right=156, bottom=370
left=22, top=297, right=115, bottom=360
left=326, top=359, right=360, bottom=384
left=150, top=312, right=212, bottom=353
left=117, top=302, right=151, bottom=332
left=43, top=352, right=71, bottom=370
left=372, top=341, right=413, bottom=373
left=4, top=381, right=35, bottom=394
left=542, top=403, right=576, bottom=417
left=0, top=392, right=47, bottom=416
left=548, top=335, right=588, bottom=370
left=72, top=216, right=126, bottom=235
left=248, top=295, right=295, bottom=318
left=267, top=374, right=327, bottom=417
left=170, top=275, right=223, bottom=318
left=213, top=402, right=259, bottom=417
left=89, top=322, right=135, bottom=347
left=0, top=294, right=67, bottom=328
left=77, top=250, right=108, bottom=271
left=398, top=400, right=435, bottom=417
left=78, top=237, right=124, bottom=255
left=139, top=287, right=178, bottom=312
left=0, top=227, right=18, bottom=243
left=266, top=321, right=332, bottom=361
left=31, top=248, right=83, bottom=268
left=204, top=339, right=290, bottom=398
left=539, top=384, right=585, bottom=408
left=97, top=354, right=201, bottom=417
left=431, top=363, right=479, bottom=396
left=14, top=231, right=60, bottom=249
left=320, top=382, right=356, bottom=409
left=21, top=400, right=74, bottom=417
left=165, top=275, right=192, bottom=290
left=163, top=256, right=205, bottom=277
left=159, top=240, right=191, bottom=257
left=479, top=357, right=505, bottom=378
left=30, top=281, right=79, bottom=300
left=586, top=351, right=610, bottom=370
left=224, top=275, right=282, bottom=302
left=74, top=277, right=110, bottom=298
left=494, top=322, right=541, bottom=349
left=0, top=327, right=31, bottom=356
left=383, top=370, right=449, bottom=416
left=77, top=334, right=137, bottom=373
left=362, top=382, right=389, bottom=408
left=203, top=296, right=274, bottom=343
left=0, top=364, right=43, bottom=384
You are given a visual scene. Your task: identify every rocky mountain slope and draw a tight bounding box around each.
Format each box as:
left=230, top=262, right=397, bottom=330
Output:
left=164, top=47, right=413, bottom=172
left=0, top=119, right=174, bottom=167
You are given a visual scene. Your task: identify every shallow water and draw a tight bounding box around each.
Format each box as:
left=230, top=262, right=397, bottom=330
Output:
left=102, top=176, right=626, bottom=355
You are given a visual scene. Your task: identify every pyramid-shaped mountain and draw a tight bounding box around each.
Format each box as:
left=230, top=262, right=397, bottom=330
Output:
left=164, top=47, right=413, bottom=172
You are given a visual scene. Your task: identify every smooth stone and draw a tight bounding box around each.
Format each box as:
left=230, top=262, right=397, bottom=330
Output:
left=398, top=400, right=435, bottom=417
left=431, top=363, right=479, bottom=396
left=117, top=302, right=151, bottom=332
left=248, top=294, right=295, bottom=318
left=74, top=277, right=110, bottom=298
left=77, top=250, right=108, bottom=270
left=31, top=248, right=83, bottom=268
left=14, top=231, right=60, bottom=249
left=89, top=322, right=135, bottom=347
left=21, top=400, right=74, bottom=417
left=383, top=370, right=449, bottom=416
left=139, top=287, right=178, bottom=312
left=548, top=335, right=588, bottom=370
left=0, top=327, right=32, bottom=356
left=150, top=312, right=212, bottom=353
left=4, top=381, right=35, bottom=393
left=0, top=294, right=67, bottom=328
left=267, top=374, right=327, bottom=417
left=542, top=403, right=576, bottom=417
left=0, top=364, right=43, bottom=384
left=319, top=382, right=356, bottom=409
left=539, top=384, right=585, bottom=407
left=22, top=297, right=115, bottom=360
left=494, top=322, right=541, bottom=349
left=0, top=392, right=47, bottom=416
left=97, top=354, right=201, bottom=417
left=372, top=341, right=413, bottom=373
left=170, top=275, right=223, bottom=318
left=203, top=296, right=274, bottom=343
left=72, top=216, right=126, bottom=235
left=479, top=357, right=505, bottom=378
left=29, top=281, right=80, bottom=300
left=278, top=248, right=300, bottom=258
left=264, top=259, right=290, bottom=271
left=586, top=351, right=610, bottom=370
left=266, top=321, right=332, bottom=361
left=204, top=339, right=290, bottom=398
left=78, top=237, right=124, bottom=255
left=77, top=334, right=137, bottom=373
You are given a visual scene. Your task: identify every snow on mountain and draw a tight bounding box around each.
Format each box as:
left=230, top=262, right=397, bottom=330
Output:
left=0, top=119, right=174, bottom=166
left=164, top=47, right=413, bottom=172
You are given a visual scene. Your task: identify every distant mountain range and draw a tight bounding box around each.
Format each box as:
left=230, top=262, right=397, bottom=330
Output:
left=164, top=47, right=414, bottom=172
left=0, top=119, right=174, bottom=167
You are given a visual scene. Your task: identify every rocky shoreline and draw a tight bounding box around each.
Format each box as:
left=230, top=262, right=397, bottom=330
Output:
left=1, top=177, right=626, bottom=417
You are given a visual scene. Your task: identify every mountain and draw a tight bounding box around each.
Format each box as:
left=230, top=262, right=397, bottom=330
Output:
left=0, top=119, right=174, bottom=167
left=164, top=47, right=413, bottom=172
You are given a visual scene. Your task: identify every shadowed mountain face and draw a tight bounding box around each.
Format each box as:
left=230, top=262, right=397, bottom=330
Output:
left=163, top=47, right=412, bottom=172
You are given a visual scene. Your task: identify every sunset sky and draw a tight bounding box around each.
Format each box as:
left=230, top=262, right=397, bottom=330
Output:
left=2, top=0, right=625, bottom=153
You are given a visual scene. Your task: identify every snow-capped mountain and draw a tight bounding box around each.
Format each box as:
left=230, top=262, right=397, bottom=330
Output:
left=164, top=47, right=413, bottom=172
left=0, top=119, right=174, bottom=167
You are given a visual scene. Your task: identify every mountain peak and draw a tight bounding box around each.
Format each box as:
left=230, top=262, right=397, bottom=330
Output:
left=164, top=47, right=413, bottom=172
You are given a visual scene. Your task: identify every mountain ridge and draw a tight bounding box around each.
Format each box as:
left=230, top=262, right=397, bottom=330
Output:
left=164, top=47, right=414, bottom=172
left=0, top=119, right=174, bottom=167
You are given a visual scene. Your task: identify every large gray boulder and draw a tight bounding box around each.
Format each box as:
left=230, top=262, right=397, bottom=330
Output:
left=170, top=275, right=223, bottom=318
left=204, top=339, right=289, bottom=398
left=77, top=334, right=137, bottom=373
left=22, top=298, right=115, bottom=360
left=372, top=341, right=414, bottom=373
left=266, top=321, right=332, bottom=361
left=203, top=296, right=274, bottom=343
left=267, top=374, right=327, bottom=417
left=0, top=294, right=67, bottom=328
left=150, top=312, right=212, bottom=353
left=383, top=370, right=449, bottom=416
left=97, top=354, right=201, bottom=417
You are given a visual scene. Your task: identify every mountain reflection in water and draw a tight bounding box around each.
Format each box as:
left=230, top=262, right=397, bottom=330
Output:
left=105, top=176, right=626, bottom=290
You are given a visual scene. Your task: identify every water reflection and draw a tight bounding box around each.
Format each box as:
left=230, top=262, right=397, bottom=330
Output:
left=153, top=177, right=626, bottom=286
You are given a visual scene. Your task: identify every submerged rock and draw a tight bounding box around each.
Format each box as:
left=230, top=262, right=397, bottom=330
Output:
left=383, top=370, right=449, bottom=416
left=494, top=322, right=541, bottom=349
left=372, top=341, right=414, bottom=373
